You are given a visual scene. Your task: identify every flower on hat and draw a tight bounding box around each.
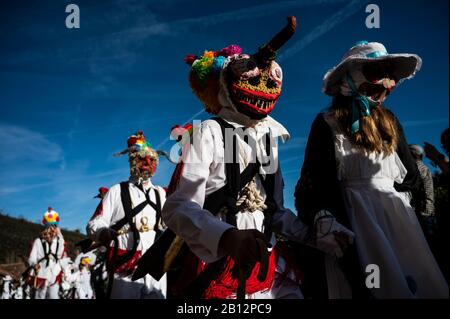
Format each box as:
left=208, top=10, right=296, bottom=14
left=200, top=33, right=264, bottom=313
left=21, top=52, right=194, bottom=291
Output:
left=123, top=130, right=156, bottom=158
left=186, top=45, right=243, bottom=114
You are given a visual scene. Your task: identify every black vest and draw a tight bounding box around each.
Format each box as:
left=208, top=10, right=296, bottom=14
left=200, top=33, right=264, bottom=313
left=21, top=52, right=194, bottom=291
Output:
left=108, top=182, right=162, bottom=272
left=132, top=117, right=280, bottom=286
left=183, top=117, right=279, bottom=298
left=203, top=117, right=277, bottom=242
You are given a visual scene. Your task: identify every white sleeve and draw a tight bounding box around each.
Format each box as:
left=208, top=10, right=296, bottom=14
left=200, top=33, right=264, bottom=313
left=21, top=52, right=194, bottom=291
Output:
left=162, top=122, right=233, bottom=263
left=28, top=238, right=42, bottom=266
left=271, top=166, right=311, bottom=243
left=86, top=185, right=119, bottom=241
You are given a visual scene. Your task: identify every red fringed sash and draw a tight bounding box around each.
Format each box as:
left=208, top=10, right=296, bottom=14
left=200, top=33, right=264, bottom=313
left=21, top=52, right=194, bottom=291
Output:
left=202, top=248, right=278, bottom=299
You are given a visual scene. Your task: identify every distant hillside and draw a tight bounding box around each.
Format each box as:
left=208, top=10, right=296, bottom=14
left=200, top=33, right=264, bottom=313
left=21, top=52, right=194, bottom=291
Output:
left=0, top=213, right=87, bottom=265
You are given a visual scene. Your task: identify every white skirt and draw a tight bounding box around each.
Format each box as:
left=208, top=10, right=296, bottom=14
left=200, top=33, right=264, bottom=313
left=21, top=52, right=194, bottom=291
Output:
left=342, top=177, right=448, bottom=298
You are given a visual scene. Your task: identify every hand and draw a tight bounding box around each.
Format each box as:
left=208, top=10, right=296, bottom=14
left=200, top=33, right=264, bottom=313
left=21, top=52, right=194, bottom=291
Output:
left=219, top=228, right=268, bottom=270
left=54, top=227, right=61, bottom=237
left=34, top=264, right=41, bottom=272
left=314, top=210, right=354, bottom=258
left=424, top=142, right=441, bottom=162
left=98, top=228, right=117, bottom=247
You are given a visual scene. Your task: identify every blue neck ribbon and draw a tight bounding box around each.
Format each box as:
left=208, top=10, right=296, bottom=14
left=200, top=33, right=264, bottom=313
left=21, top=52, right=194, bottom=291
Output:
left=346, top=73, right=373, bottom=134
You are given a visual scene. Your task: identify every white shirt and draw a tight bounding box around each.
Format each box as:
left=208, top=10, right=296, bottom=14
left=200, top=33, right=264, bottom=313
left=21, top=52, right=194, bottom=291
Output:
left=28, top=233, right=65, bottom=284
left=76, top=268, right=93, bottom=299
left=86, top=179, right=166, bottom=253
left=162, top=116, right=310, bottom=263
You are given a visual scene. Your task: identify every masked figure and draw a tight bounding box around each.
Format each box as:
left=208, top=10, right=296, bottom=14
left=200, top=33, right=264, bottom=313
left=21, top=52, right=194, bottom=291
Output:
left=27, top=207, right=66, bottom=299
left=12, top=280, right=24, bottom=300
left=71, top=257, right=94, bottom=299
left=1, top=275, right=13, bottom=299
left=135, top=16, right=351, bottom=300
left=294, top=41, right=448, bottom=298
left=86, top=131, right=167, bottom=299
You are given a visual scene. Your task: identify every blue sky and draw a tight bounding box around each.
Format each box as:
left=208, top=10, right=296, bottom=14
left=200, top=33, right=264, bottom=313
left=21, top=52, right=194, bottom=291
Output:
left=0, top=0, right=448, bottom=232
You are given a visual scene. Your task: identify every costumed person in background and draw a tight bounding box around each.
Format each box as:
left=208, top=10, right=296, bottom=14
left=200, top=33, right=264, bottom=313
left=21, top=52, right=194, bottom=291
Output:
left=74, top=257, right=94, bottom=299
left=90, top=246, right=108, bottom=299
left=22, top=279, right=31, bottom=299
left=424, top=128, right=450, bottom=282
left=409, top=144, right=436, bottom=239
left=294, top=41, right=448, bottom=298
left=60, top=259, right=77, bottom=299
left=86, top=131, right=167, bottom=299
left=77, top=187, right=109, bottom=299
left=12, top=279, right=24, bottom=299
left=424, top=128, right=450, bottom=175
left=90, top=187, right=110, bottom=226
left=27, top=207, right=66, bottom=299
left=95, top=187, right=109, bottom=200
left=1, top=275, right=13, bottom=299
left=91, top=187, right=109, bottom=299
left=142, top=16, right=352, bottom=300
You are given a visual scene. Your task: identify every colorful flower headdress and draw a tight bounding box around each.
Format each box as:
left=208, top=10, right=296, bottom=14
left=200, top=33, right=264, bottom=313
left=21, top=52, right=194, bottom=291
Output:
left=185, top=17, right=297, bottom=116
left=113, top=130, right=176, bottom=164
left=42, top=207, right=60, bottom=227
left=114, top=130, right=156, bottom=158
left=185, top=45, right=243, bottom=114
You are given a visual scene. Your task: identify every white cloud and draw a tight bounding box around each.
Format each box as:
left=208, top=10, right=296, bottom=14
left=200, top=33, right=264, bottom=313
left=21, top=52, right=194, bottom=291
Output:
left=0, top=124, right=64, bottom=163
left=279, top=0, right=366, bottom=62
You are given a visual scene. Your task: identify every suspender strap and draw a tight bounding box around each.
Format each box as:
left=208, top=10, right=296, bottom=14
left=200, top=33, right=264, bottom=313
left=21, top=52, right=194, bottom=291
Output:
left=110, top=183, right=158, bottom=232
left=212, top=117, right=240, bottom=225
left=110, top=182, right=162, bottom=266
left=54, top=240, right=60, bottom=261
left=153, top=188, right=162, bottom=232
left=137, top=185, right=162, bottom=231
left=208, top=117, right=274, bottom=217
left=203, top=162, right=259, bottom=215
left=138, top=186, right=161, bottom=214
left=40, top=240, right=50, bottom=267
left=259, top=173, right=276, bottom=243
left=40, top=238, right=60, bottom=267
left=112, top=182, right=141, bottom=270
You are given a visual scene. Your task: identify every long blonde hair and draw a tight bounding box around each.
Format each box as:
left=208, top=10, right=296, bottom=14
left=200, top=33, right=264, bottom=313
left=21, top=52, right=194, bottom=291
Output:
left=331, top=95, right=398, bottom=154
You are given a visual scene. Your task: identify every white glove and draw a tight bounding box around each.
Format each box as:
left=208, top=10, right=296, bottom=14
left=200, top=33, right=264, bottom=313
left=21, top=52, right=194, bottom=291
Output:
left=314, top=210, right=354, bottom=258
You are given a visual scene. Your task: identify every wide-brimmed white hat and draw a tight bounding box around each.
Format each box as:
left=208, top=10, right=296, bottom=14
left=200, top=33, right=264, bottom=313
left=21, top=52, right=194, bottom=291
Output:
left=323, top=41, right=422, bottom=96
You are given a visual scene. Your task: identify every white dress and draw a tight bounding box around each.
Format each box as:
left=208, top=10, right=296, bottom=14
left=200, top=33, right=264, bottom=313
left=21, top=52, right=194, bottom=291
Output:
left=325, top=113, right=448, bottom=298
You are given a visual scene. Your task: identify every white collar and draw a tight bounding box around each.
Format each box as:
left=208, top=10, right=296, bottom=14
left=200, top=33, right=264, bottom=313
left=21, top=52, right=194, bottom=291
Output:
left=217, top=107, right=290, bottom=143
left=128, top=177, right=155, bottom=191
